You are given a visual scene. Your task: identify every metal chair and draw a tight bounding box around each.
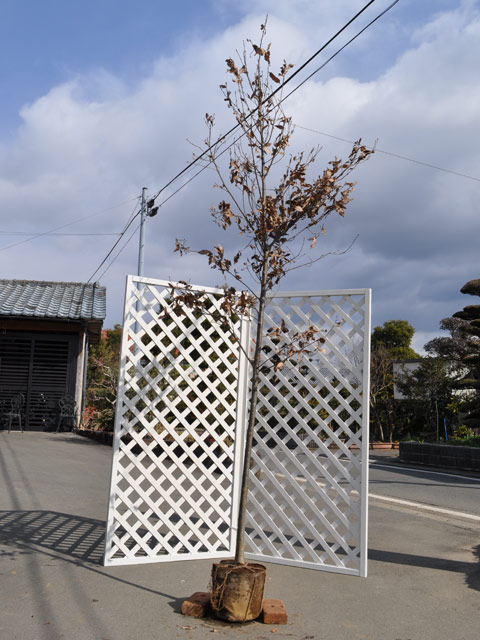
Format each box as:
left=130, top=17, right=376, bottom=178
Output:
left=6, top=393, right=25, bottom=433
left=56, top=395, right=78, bottom=433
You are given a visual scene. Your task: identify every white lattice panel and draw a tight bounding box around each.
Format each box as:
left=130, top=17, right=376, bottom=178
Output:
left=245, top=290, right=371, bottom=576
left=105, top=278, right=370, bottom=577
left=104, top=276, right=248, bottom=565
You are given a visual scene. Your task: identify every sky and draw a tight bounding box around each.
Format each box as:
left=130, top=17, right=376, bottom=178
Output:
left=0, top=0, right=479, bottom=353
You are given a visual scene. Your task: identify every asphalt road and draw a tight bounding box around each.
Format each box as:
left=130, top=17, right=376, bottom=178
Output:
left=1, top=432, right=479, bottom=640
left=369, top=457, right=480, bottom=517
left=264, top=447, right=480, bottom=518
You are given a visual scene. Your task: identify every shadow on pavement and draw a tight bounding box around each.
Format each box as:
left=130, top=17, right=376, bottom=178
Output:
left=369, top=547, right=480, bottom=592
left=0, top=509, right=185, bottom=612
left=466, top=545, right=480, bottom=591
left=48, top=434, right=101, bottom=446
left=0, top=509, right=105, bottom=564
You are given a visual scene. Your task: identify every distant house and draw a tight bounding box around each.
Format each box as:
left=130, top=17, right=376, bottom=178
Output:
left=0, top=280, right=106, bottom=431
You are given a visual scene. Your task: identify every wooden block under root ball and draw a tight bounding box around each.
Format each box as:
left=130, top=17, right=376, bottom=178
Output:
left=262, top=599, right=288, bottom=625
left=181, top=592, right=211, bottom=618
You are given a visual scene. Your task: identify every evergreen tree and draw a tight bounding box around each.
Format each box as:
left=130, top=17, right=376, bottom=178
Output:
left=425, top=279, right=480, bottom=428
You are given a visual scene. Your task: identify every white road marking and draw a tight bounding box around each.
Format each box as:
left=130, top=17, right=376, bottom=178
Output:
left=369, top=492, right=480, bottom=521
left=370, top=461, right=480, bottom=483
left=291, top=469, right=480, bottom=521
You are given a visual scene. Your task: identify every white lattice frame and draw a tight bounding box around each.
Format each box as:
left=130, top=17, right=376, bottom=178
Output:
left=104, top=277, right=249, bottom=566
left=104, top=278, right=370, bottom=577
left=243, top=289, right=371, bottom=577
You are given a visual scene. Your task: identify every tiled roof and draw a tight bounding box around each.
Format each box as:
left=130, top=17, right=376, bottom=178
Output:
left=0, top=280, right=106, bottom=320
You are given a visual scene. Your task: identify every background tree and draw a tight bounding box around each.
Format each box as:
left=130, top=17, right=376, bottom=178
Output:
left=172, top=23, right=373, bottom=573
left=395, top=357, right=456, bottom=439
left=369, top=319, right=417, bottom=441
left=85, top=324, right=122, bottom=431
left=372, top=319, right=418, bottom=359
left=425, top=278, right=480, bottom=428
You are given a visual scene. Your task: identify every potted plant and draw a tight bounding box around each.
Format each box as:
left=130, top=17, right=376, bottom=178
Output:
left=171, top=23, right=372, bottom=622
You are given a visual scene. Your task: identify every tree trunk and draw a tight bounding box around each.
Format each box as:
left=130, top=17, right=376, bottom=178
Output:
left=234, top=269, right=268, bottom=565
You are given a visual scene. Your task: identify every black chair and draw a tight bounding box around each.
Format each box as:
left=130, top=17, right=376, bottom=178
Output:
left=56, top=395, right=78, bottom=433
left=6, top=393, right=25, bottom=433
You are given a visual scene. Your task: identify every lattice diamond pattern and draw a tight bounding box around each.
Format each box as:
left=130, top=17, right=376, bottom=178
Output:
left=105, top=279, right=370, bottom=576
left=104, top=277, right=247, bottom=565
left=245, top=292, right=370, bottom=575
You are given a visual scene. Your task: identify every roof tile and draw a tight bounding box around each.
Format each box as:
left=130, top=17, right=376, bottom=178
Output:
left=0, top=280, right=106, bottom=320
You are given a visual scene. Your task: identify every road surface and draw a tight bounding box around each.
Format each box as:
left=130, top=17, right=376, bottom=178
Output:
left=369, top=455, right=480, bottom=517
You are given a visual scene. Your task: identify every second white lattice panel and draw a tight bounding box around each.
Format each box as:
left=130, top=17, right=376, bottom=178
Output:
left=245, top=289, right=370, bottom=576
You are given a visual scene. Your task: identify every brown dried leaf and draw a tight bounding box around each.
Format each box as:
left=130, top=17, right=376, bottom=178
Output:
left=269, top=72, right=280, bottom=84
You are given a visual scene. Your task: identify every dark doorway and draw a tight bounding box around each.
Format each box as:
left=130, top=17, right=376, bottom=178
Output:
left=0, top=332, right=78, bottom=430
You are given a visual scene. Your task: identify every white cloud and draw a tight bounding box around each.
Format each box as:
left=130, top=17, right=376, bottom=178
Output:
left=0, top=1, right=477, bottom=335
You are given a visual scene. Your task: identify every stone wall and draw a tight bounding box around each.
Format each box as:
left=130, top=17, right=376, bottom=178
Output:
left=399, top=441, right=480, bottom=471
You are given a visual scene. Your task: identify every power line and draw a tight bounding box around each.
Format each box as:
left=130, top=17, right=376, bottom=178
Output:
left=88, top=0, right=401, bottom=280
left=296, top=125, right=480, bottom=183
left=0, top=232, right=122, bottom=236
left=149, top=0, right=381, bottom=204
left=0, top=195, right=139, bottom=253
left=156, top=163, right=210, bottom=208
left=87, top=205, right=141, bottom=283
left=96, top=222, right=141, bottom=282
left=153, top=0, right=403, bottom=208
left=280, top=0, right=401, bottom=104
left=86, top=196, right=141, bottom=282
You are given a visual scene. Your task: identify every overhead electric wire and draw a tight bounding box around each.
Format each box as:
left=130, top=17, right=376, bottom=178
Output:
left=87, top=196, right=142, bottom=283
left=156, top=163, right=211, bottom=208
left=153, top=0, right=404, bottom=209
left=279, top=0, right=401, bottom=104
left=0, top=232, right=121, bottom=236
left=88, top=0, right=401, bottom=280
left=87, top=206, right=141, bottom=283
left=96, top=221, right=141, bottom=281
left=149, top=0, right=380, bottom=204
left=296, top=125, right=480, bottom=183
left=0, top=195, right=139, bottom=253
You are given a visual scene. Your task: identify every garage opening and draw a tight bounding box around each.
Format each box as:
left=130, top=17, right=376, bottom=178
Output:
left=0, top=332, right=78, bottom=430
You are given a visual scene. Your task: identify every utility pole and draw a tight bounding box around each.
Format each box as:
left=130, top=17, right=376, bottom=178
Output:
left=134, top=187, right=159, bottom=355
left=137, top=187, right=159, bottom=276
left=137, top=187, right=148, bottom=277
left=134, top=188, right=148, bottom=357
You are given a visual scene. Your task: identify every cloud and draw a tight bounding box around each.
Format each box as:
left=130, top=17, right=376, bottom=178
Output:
left=0, top=1, right=477, bottom=350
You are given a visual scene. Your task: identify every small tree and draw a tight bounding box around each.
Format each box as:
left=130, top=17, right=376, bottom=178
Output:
left=172, top=24, right=372, bottom=566
left=369, top=343, right=396, bottom=441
